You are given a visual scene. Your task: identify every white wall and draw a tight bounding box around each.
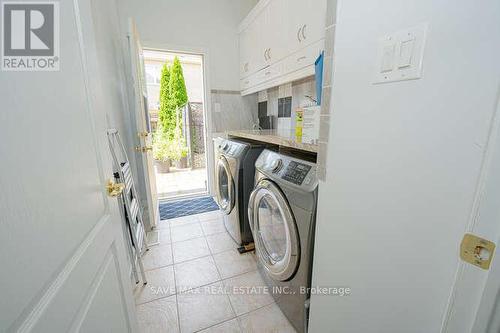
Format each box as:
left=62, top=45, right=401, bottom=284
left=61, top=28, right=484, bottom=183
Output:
left=309, top=1, right=500, bottom=332
left=117, top=0, right=258, bottom=90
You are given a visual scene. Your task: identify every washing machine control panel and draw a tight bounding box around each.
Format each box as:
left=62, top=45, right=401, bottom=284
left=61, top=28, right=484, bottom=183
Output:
left=219, top=140, right=248, bottom=157
left=281, top=161, right=312, bottom=185
left=256, top=150, right=317, bottom=190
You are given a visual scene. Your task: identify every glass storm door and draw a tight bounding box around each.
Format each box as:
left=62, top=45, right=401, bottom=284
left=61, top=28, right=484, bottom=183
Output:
left=249, top=179, right=300, bottom=281
left=216, top=156, right=234, bottom=214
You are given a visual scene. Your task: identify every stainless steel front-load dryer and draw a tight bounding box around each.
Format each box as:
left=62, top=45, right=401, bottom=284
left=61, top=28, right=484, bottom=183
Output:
left=248, top=149, right=318, bottom=333
left=213, top=138, right=264, bottom=247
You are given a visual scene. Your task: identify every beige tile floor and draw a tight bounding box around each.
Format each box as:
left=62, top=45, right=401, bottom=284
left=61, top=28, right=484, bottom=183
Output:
left=135, top=210, right=297, bottom=333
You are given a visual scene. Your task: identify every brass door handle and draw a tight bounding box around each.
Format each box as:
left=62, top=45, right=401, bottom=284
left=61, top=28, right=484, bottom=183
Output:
left=135, top=146, right=153, bottom=153
left=106, top=179, right=125, bottom=197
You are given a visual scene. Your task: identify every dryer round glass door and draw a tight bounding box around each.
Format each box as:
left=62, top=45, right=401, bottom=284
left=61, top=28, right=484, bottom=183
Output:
left=216, top=156, right=234, bottom=214
left=249, top=179, right=300, bottom=281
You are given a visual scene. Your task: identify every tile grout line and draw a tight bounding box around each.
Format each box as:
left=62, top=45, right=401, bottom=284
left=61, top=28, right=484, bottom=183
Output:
left=169, top=215, right=182, bottom=333
left=206, top=239, right=240, bottom=331
left=135, top=262, right=260, bottom=307
left=205, top=229, right=259, bottom=332
left=192, top=299, right=279, bottom=333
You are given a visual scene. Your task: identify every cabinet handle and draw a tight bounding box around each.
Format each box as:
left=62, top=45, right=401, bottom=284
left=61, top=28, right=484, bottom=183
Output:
left=302, top=24, right=307, bottom=40
left=267, top=48, right=271, bottom=60
left=264, top=49, right=267, bottom=60
left=297, top=56, right=307, bottom=62
left=297, top=27, right=302, bottom=42
left=244, top=62, right=249, bottom=72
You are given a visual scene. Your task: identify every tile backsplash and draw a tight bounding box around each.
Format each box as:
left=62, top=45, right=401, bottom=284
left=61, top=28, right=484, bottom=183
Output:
left=211, top=90, right=257, bottom=133
left=317, top=0, right=337, bottom=181
left=259, top=77, right=317, bottom=131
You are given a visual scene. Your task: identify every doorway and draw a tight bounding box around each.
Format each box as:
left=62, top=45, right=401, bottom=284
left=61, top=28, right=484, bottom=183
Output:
left=143, top=49, right=209, bottom=200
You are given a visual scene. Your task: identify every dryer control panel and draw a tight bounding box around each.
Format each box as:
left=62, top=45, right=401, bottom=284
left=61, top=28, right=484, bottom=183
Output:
left=255, top=150, right=318, bottom=191
left=282, top=161, right=312, bottom=185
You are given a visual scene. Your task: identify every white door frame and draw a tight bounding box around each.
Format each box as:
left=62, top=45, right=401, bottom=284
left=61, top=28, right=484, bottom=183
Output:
left=127, top=20, right=160, bottom=230
left=141, top=41, right=216, bottom=198
left=442, top=87, right=500, bottom=333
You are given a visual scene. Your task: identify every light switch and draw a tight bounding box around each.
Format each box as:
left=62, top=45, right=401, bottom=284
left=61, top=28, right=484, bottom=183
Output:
left=380, top=43, right=395, bottom=73
left=398, top=37, right=415, bottom=68
left=373, top=23, right=427, bottom=84
left=214, top=102, right=221, bottom=113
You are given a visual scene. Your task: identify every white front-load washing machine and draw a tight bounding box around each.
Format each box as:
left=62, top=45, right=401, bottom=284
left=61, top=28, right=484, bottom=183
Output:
left=248, top=149, right=318, bottom=333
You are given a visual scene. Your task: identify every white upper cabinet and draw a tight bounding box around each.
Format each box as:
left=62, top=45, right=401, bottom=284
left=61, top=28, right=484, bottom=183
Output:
left=239, top=26, right=251, bottom=78
left=263, top=0, right=286, bottom=65
left=286, top=0, right=326, bottom=54
left=240, top=0, right=286, bottom=78
left=240, top=14, right=262, bottom=77
left=250, top=12, right=268, bottom=73
left=239, top=0, right=326, bottom=95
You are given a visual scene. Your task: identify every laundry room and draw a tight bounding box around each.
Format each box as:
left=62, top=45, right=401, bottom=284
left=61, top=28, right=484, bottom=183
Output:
left=2, top=0, right=500, bottom=333
left=115, top=0, right=331, bottom=330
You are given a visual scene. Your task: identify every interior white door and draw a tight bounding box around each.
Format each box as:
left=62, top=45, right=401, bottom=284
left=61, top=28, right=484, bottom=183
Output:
left=127, top=20, right=159, bottom=230
left=0, top=0, right=138, bottom=332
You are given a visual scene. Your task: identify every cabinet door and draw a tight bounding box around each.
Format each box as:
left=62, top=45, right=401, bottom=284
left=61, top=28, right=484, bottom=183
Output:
left=304, top=0, right=326, bottom=43
left=239, top=28, right=251, bottom=78
left=287, top=0, right=326, bottom=54
left=239, top=13, right=266, bottom=77
left=250, top=12, right=268, bottom=72
left=263, top=0, right=286, bottom=65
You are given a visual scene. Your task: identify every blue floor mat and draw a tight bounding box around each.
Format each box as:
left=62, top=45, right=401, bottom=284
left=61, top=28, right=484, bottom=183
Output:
left=159, top=196, right=219, bottom=220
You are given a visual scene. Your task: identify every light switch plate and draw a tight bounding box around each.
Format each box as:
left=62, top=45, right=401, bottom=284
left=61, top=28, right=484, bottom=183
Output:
left=214, top=102, right=221, bottom=113
left=373, top=23, right=428, bottom=84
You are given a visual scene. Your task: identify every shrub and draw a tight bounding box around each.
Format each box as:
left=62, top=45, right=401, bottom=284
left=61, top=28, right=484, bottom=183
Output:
left=155, top=56, right=189, bottom=160
left=168, top=57, right=188, bottom=113
left=168, top=128, right=189, bottom=161
left=167, top=57, right=188, bottom=138
left=152, top=123, right=171, bottom=162
left=158, top=64, right=171, bottom=129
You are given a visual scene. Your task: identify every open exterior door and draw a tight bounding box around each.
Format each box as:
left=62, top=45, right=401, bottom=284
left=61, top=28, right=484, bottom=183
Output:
left=0, top=0, right=138, bottom=331
left=127, top=19, right=159, bottom=230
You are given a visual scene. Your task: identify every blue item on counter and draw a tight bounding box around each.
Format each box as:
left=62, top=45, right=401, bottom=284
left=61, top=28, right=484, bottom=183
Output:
left=315, top=51, right=324, bottom=105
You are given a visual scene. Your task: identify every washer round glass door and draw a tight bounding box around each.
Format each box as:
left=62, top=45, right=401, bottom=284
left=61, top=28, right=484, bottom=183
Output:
left=216, top=156, right=234, bottom=214
left=249, top=179, right=300, bottom=281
